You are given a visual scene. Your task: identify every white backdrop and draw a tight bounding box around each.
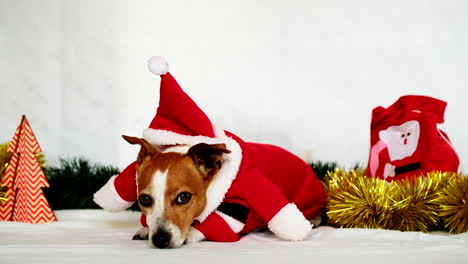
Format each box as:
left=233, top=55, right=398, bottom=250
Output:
left=1, top=0, right=467, bottom=171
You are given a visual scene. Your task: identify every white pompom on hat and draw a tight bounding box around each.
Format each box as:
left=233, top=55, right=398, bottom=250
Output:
left=147, top=56, right=169, bottom=75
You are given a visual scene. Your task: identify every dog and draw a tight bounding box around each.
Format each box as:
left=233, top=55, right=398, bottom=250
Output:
left=93, top=56, right=327, bottom=248
left=122, top=135, right=231, bottom=248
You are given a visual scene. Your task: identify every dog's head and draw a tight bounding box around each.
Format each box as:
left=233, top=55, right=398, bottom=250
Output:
left=122, top=135, right=231, bottom=248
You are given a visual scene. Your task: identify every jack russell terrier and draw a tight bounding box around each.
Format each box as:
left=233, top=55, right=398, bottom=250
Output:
left=94, top=56, right=327, bottom=248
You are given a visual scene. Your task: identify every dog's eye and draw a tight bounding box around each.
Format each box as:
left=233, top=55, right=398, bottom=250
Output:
left=138, top=194, right=153, bottom=207
left=175, top=192, right=192, bottom=205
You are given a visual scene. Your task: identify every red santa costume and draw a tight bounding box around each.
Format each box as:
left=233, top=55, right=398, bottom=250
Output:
left=93, top=57, right=327, bottom=241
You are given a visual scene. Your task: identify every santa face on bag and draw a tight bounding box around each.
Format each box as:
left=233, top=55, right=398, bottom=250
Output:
left=378, top=120, right=421, bottom=178
left=379, top=120, right=420, bottom=161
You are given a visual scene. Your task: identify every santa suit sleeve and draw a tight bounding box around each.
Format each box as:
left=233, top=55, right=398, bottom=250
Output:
left=193, top=211, right=243, bottom=242
left=243, top=168, right=312, bottom=241
left=93, top=161, right=138, bottom=212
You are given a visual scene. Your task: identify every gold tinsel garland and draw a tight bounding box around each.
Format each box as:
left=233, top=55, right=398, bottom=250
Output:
left=0, top=142, right=11, bottom=203
left=0, top=187, right=6, bottom=203
left=325, top=170, right=391, bottom=229
left=324, top=170, right=467, bottom=234
left=436, top=177, right=468, bottom=234
left=0, top=142, right=12, bottom=176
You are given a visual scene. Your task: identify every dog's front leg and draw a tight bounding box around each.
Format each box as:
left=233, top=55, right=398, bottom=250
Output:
left=309, top=214, right=322, bottom=228
left=132, top=227, right=149, bottom=240
left=185, top=227, right=205, bottom=244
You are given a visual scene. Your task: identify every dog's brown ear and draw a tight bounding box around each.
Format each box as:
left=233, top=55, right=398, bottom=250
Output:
left=187, top=143, right=231, bottom=181
left=122, top=135, right=159, bottom=164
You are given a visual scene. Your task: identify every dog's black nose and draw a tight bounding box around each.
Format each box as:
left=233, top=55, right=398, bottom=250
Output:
left=152, top=229, right=171, bottom=249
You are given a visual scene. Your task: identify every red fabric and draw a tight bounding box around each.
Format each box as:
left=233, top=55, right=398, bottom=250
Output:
left=193, top=213, right=240, bottom=242
left=114, top=161, right=138, bottom=202
left=140, top=214, right=147, bottom=227
left=149, top=73, right=216, bottom=137
left=367, top=95, right=459, bottom=181
left=195, top=132, right=327, bottom=237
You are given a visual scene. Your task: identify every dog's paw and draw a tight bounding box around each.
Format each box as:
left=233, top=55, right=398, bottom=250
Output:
left=309, top=214, right=322, bottom=228
left=132, top=227, right=149, bottom=240
left=185, top=227, right=205, bottom=244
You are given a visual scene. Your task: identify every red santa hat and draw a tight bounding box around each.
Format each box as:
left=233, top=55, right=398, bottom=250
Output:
left=145, top=56, right=217, bottom=139
left=142, top=57, right=243, bottom=222
left=142, top=57, right=235, bottom=147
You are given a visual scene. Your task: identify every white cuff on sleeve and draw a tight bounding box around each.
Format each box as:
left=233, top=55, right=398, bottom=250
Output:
left=267, top=203, right=312, bottom=241
left=93, top=175, right=134, bottom=212
left=216, top=211, right=245, bottom=233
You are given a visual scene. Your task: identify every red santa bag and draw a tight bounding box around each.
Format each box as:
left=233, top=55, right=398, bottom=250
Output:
left=367, top=95, right=459, bottom=181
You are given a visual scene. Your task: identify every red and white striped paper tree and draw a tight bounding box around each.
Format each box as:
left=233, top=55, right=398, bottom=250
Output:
left=0, top=115, right=56, bottom=223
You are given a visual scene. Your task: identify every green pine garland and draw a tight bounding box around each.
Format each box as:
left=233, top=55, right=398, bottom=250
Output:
left=309, top=161, right=338, bottom=181
left=43, top=158, right=139, bottom=211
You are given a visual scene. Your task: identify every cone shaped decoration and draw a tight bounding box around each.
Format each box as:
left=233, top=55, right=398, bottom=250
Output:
left=0, top=115, right=56, bottom=223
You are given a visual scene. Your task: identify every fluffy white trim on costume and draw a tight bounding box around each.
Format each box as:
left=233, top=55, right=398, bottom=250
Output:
left=93, top=175, right=134, bottom=212
left=216, top=211, right=245, bottom=233
left=161, top=145, right=190, bottom=154
left=143, top=128, right=242, bottom=222
left=148, top=56, right=169, bottom=75
left=267, top=203, right=312, bottom=241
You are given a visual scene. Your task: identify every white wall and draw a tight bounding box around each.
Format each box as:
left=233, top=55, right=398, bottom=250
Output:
left=1, top=0, right=467, bottom=171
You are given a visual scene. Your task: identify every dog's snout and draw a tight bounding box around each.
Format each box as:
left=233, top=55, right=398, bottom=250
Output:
left=152, top=229, right=171, bottom=249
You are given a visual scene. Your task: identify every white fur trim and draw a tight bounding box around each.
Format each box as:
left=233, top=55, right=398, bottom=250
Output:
left=216, top=211, right=245, bottom=233
left=162, top=145, right=190, bottom=154
left=144, top=128, right=226, bottom=147
left=148, top=56, right=169, bottom=75
left=267, top=203, right=312, bottom=241
left=142, top=128, right=242, bottom=222
left=93, top=175, right=134, bottom=212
